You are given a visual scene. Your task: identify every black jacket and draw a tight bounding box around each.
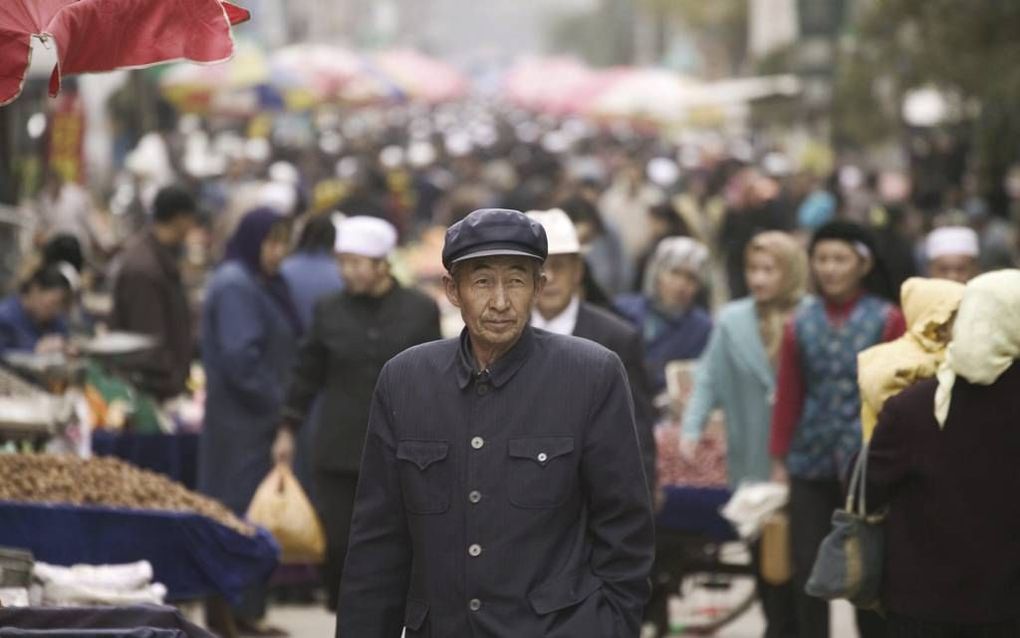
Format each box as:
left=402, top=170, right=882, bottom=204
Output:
left=281, top=283, right=441, bottom=472
left=868, top=362, right=1020, bottom=624
left=110, top=230, right=193, bottom=399
left=573, top=302, right=658, bottom=492
left=338, top=327, right=654, bottom=637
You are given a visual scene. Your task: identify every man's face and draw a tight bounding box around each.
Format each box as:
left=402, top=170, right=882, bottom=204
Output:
left=25, top=287, right=68, bottom=324
left=536, top=253, right=583, bottom=320
left=445, top=256, right=544, bottom=354
left=167, top=214, right=197, bottom=247
left=339, top=253, right=389, bottom=295
left=929, top=254, right=979, bottom=284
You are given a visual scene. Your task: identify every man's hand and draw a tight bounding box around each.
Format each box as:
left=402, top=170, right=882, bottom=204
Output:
left=35, top=335, right=67, bottom=355
left=770, top=458, right=789, bottom=485
left=272, top=427, right=295, bottom=466
left=678, top=434, right=699, bottom=462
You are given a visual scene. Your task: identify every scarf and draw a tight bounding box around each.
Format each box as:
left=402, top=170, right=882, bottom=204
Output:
left=858, top=277, right=965, bottom=440
left=746, top=231, right=807, bottom=365
left=225, top=207, right=302, bottom=335
left=935, top=270, right=1020, bottom=427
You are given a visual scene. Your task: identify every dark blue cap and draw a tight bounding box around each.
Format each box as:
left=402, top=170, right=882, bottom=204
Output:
left=442, top=208, right=548, bottom=271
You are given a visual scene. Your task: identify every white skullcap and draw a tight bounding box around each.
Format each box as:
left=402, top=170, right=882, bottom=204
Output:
left=526, top=209, right=580, bottom=256
left=334, top=216, right=397, bottom=259
left=927, top=226, right=979, bottom=261
left=259, top=182, right=297, bottom=215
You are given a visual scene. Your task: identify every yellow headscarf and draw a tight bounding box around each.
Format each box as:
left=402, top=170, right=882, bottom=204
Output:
left=858, top=277, right=965, bottom=441
left=746, top=232, right=808, bottom=365
left=935, top=270, right=1020, bottom=427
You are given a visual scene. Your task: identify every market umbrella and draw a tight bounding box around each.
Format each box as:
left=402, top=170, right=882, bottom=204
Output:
left=159, top=43, right=273, bottom=115
left=0, top=0, right=250, bottom=106
left=372, top=49, right=467, bottom=104
left=269, top=43, right=362, bottom=103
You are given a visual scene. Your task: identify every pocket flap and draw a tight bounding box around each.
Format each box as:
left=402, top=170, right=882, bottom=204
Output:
left=509, top=436, right=574, bottom=464
left=528, top=569, right=603, bottom=615
left=397, top=440, right=449, bottom=470
left=404, top=598, right=429, bottom=630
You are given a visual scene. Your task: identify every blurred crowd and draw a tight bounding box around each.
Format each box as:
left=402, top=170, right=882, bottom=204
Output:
left=3, top=99, right=1020, bottom=637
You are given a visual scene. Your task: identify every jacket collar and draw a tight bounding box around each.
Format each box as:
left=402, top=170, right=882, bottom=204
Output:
left=455, top=324, right=535, bottom=390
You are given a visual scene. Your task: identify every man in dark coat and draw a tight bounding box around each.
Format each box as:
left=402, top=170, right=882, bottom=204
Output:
left=273, top=216, right=441, bottom=611
left=110, top=185, right=198, bottom=400
left=337, top=209, right=654, bottom=638
left=528, top=208, right=658, bottom=495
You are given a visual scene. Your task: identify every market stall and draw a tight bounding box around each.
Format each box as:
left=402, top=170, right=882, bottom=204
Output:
left=0, top=455, right=278, bottom=604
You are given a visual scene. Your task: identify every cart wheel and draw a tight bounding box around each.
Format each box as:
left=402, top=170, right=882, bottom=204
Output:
left=667, top=572, right=757, bottom=635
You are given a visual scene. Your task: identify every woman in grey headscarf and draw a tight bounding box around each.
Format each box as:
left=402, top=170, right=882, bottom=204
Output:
left=616, top=236, right=713, bottom=393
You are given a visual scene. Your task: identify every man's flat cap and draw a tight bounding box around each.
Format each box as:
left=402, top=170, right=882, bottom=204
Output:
left=442, top=208, right=548, bottom=270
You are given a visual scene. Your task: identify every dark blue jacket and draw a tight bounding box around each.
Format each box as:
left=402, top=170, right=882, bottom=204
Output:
left=0, top=296, right=68, bottom=355
left=338, top=327, right=654, bottom=637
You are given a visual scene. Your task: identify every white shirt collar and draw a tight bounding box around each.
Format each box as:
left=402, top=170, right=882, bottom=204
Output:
left=531, top=295, right=581, bottom=336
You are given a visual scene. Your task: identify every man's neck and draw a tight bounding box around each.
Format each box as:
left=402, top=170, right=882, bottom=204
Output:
left=368, top=276, right=395, bottom=299
left=471, top=334, right=520, bottom=373
left=151, top=225, right=180, bottom=248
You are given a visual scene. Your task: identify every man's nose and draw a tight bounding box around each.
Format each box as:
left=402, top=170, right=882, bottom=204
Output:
left=491, top=283, right=511, bottom=310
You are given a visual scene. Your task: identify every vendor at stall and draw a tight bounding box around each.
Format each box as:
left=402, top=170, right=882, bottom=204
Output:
left=0, top=264, right=75, bottom=355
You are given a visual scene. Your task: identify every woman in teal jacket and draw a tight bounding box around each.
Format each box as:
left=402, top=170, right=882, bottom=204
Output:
left=681, top=231, right=806, bottom=638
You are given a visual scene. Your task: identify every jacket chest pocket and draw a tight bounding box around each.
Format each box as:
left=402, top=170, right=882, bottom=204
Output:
left=508, top=437, right=576, bottom=509
left=396, top=441, right=451, bottom=515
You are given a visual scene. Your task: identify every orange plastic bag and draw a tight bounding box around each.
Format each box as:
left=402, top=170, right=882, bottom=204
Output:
left=246, top=464, right=326, bottom=564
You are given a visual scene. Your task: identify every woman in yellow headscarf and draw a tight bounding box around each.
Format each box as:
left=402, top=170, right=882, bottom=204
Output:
left=857, top=277, right=965, bottom=442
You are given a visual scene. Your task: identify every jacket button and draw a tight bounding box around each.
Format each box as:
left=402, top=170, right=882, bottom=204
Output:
left=468, top=544, right=482, bottom=557
left=469, top=598, right=482, bottom=612
left=537, top=452, right=548, bottom=463
left=471, top=437, right=484, bottom=450
left=476, top=383, right=490, bottom=396
left=468, top=490, right=482, bottom=504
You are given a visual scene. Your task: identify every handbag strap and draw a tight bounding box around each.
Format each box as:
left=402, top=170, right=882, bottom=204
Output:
left=845, top=442, right=870, bottom=515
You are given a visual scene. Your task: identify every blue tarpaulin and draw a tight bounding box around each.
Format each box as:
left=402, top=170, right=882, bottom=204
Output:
left=0, top=502, right=278, bottom=604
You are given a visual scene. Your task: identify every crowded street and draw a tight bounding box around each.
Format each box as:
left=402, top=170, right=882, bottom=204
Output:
left=0, top=1, right=1019, bottom=637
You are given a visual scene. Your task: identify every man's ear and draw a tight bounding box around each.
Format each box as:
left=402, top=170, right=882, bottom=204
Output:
left=443, top=273, right=462, bottom=309
left=535, top=271, right=548, bottom=297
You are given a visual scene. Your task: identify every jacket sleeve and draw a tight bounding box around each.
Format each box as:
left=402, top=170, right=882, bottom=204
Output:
left=682, top=322, right=723, bottom=441
left=112, top=271, right=179, bottom=398
left=582, top=353, right=655, bottom=637
left=769, top=319, right=804, bottom=458
left=620, top=328, right=658, bottom=495
left=865, top=393, right=915, bottom=512
left=209, top=280, right=283, bottom=413
left=336, top=365, right=411, bottom=638
left=280, top=302, right=330, bottom=428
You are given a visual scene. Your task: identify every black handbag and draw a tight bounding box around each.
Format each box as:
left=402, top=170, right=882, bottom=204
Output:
left=805, top=443, right=885, bottom=610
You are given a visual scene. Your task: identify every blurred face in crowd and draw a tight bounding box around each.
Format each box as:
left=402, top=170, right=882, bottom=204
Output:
left=929, top=254, right=979, bottom=284
left=811, top=240, right=871, bottom=302
left=23, top=286, right=69, bottom=325
left=166, top=213, right=198, bottom=247
left=656, top=266, right=700, bottom=311
left=745, top=249, right=784, bottom=305
left=445, top=256, right=545, bottom=364
left=536, top=254, right=584, bottom=320
left=339, top=253, right=391, bottom=296
left=259, top=224, right=291, bottom=276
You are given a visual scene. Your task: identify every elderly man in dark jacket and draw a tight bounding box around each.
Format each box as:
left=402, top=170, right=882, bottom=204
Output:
left=273, top=216, right=441, bottom=611
left=337, top=208, right=654, bottom=638
left=110, top=185, right=198, bottom=400
left=528, top=208, right=658, bottom=495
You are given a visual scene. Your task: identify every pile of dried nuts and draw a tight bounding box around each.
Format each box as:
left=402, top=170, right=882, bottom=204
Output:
left=0, top=455, right=254, bottom=537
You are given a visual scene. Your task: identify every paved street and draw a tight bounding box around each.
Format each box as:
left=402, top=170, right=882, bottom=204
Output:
left=267, top=600, right=859, bottom=637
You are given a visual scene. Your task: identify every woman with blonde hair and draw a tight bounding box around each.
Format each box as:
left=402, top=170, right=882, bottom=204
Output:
left=680, top=231, right=807, bottom=637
